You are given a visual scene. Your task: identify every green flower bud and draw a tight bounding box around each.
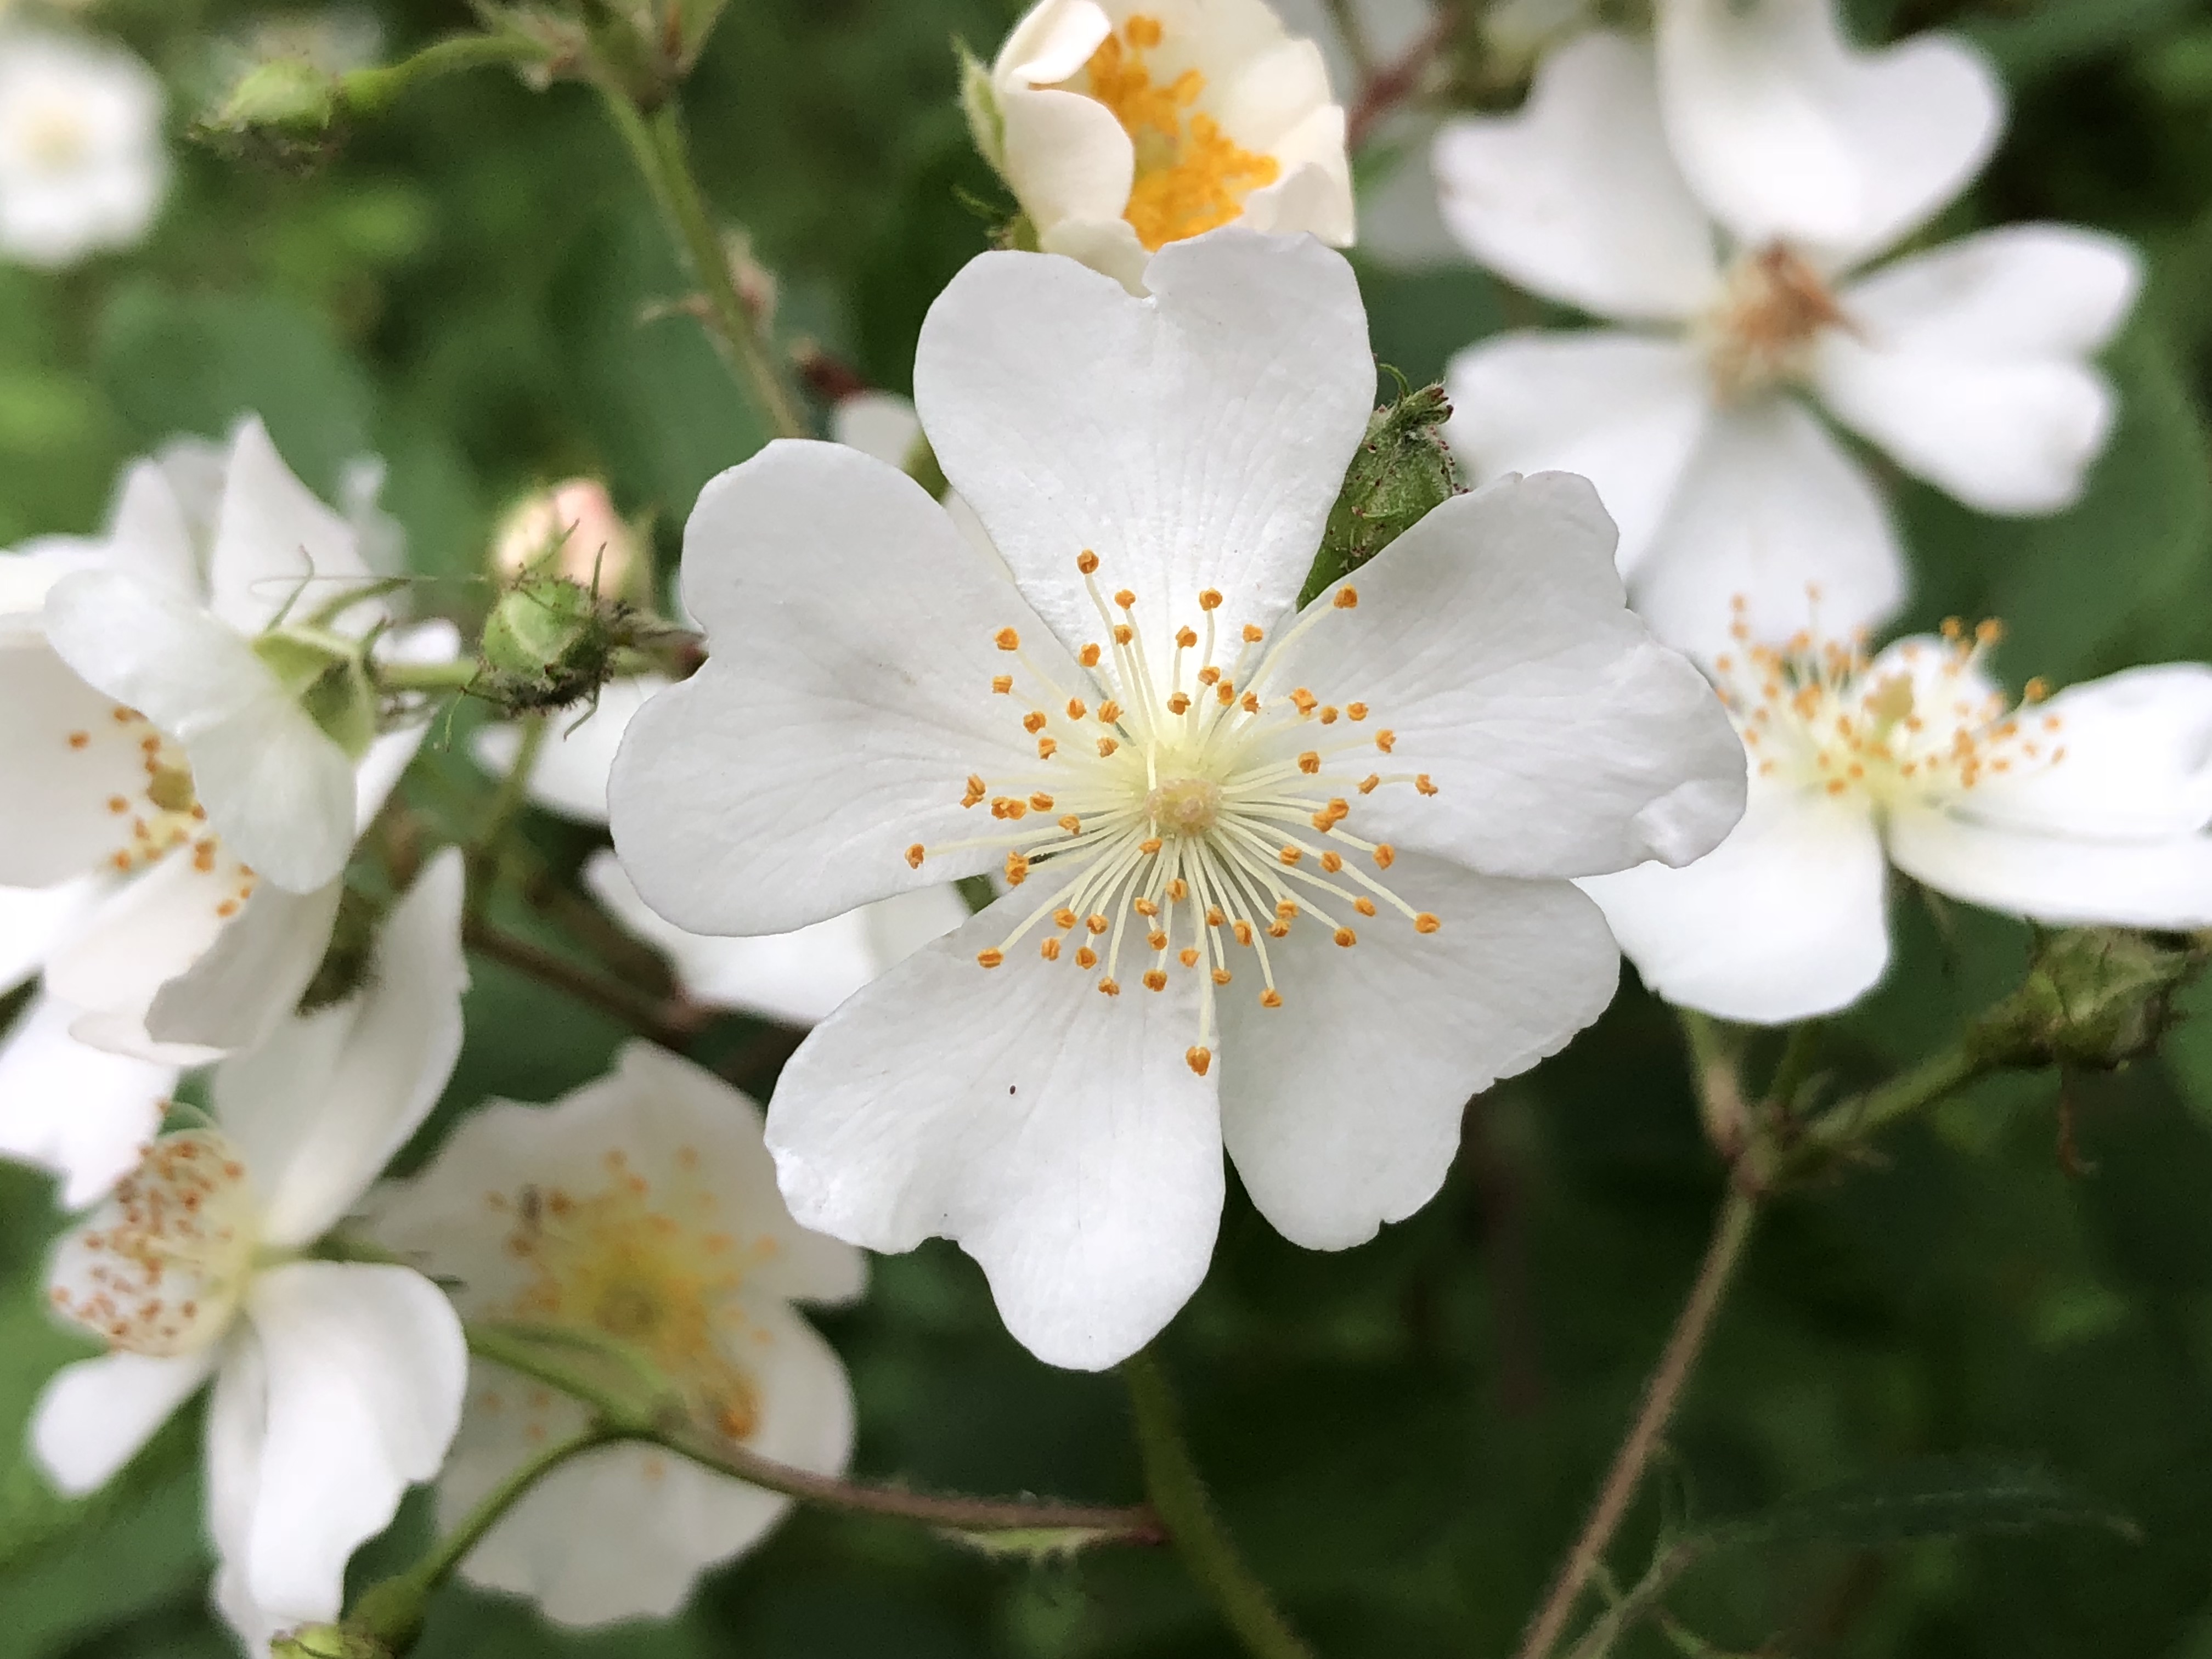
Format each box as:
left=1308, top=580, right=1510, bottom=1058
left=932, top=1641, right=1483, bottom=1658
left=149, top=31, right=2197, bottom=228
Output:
left=1299, top=376, right=1462, bottom=609
left=476, top=572, right=629, bottom=713
left=958, top=40, right=1005, bottom=171
left=198, top=59, right=344, bottom=171
left=1969, top=928, right=2207, bottom=1073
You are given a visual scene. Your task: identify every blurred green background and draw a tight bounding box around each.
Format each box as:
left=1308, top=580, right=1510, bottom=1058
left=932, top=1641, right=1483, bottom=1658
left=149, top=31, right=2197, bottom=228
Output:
left=9, top=0, right=2212, bottom=1654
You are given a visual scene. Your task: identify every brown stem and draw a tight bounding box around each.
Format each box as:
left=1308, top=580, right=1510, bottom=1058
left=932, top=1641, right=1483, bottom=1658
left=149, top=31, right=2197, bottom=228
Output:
left=1510, top=1187, right=1759, bottom=1659
left=1346, top=16, right=1448, bottom=151
left=462, top=917, right=700, bottom=1052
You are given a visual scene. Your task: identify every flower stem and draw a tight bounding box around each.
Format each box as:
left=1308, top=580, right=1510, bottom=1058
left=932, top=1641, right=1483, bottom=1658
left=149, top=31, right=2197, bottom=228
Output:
left=598, top=87, right=810, bottom=441
left=375, top=657, right=482, bottom=696
left=461, top=917, right=702, bottom=1052
left=1510, top=1187, right=1759, bottom=1659
left=1778, top=1042, right=1986, bottom=1181
left=351, top=1423, right=618, bottom=1652
left=1345, top=16, right=1448, bottom=151
left=467, top=712, right=547, bottom=898
left=469, top=1320, right=1163, bottom=1543
left=1122, top=1348, right=1316, bottom=1659
left=341, top=32, right=545, bottom=117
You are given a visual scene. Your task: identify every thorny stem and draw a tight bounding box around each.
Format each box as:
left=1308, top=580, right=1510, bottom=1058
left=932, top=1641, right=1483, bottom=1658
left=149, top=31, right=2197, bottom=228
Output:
left=599, top=87, right=810, bottom=441
left=467, top=1321, right=1163, bottom=1542
left=1123, top=1348, right=1316, bottom=1659
left=1511, top=1188, right=1760, bottom=1659
left=352, top=1423, right=618, bottom=1651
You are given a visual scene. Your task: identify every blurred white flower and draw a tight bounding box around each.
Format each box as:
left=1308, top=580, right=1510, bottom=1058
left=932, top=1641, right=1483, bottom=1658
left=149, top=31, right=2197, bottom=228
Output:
left=1432, top=4, right=2139, bottom=657
left=608, top=229, right=1745, bottom=1369
left=367, top=1041, right=865, bottom=1626
left=969, top=0, right=1353, bottom=290
left=0, top=30, right=166, bottom=267
left=0, top=421, right=449, bottom=1203
left=31, top=853, right=469, bottom=1657
left=490, top=477, right=642, bottom=594
left=584, top=851, right=967, bottom=1029
left=1583, top=613, right=2212, bottom=1024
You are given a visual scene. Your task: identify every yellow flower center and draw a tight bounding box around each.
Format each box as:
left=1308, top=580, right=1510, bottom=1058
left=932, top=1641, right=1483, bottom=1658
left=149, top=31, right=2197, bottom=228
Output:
left=493, top=1147, right=782, bottom=1443
left=1697, top=244, right=1849, bottom=403
left=1717, top=602, right=2065, bottom=813
left=907, top=555, right=1444, bottom=1079
left=16, top=100, right=91, bottom=171
left=51, top=1131, right=261, bottom=1358
left=1070, top=13, right=1281, bottom=251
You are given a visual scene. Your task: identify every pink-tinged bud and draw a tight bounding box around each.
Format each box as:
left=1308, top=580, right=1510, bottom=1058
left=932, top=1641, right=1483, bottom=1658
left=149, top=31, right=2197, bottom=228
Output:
left=492, top=479, right=639, bottom=596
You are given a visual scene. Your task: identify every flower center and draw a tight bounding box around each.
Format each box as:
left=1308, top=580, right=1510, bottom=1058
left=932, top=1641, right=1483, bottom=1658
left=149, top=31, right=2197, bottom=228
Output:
left=907, top=553, right=1443, bottom=1077
left=1716, top=600, right=2064, bottom=814
left=15, top=100, right=90, bottom=171
left=60, top=704, right=262, bottom=918
left=1068, top=13, right=1281, bottom=251
left=49, top=1130, right=261, bottom=1358
left=1696, top=244, right=1848, bottom=403
left=493, top=1147, right=780, bottom=1442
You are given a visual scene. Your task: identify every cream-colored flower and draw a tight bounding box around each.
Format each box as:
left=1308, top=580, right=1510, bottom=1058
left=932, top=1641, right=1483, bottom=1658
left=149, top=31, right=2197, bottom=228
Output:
left=969, top=0, right=1352, bottom=290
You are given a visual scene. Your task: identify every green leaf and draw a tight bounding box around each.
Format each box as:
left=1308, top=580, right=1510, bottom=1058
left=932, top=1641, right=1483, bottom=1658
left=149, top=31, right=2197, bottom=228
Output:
left=1684, top=1458, right=2140, bottom=1556
left=93, top=285, right=377, bottom=501
left=1959, top=0, right=2194, bottom=83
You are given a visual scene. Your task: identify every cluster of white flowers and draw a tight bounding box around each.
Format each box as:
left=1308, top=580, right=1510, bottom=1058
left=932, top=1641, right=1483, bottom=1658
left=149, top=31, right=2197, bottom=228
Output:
left=3, top=0, right=2206, bottom=1649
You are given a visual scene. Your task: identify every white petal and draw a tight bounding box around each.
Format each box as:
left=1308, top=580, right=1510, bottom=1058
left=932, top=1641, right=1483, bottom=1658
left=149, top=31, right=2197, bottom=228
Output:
left=1656, top=0, right=2002, bottom=263
left=471, top=675, right=669, bottom=827
left=142, top=879, right=343, bottom=1055
left=608, top=441, right=1060, bottom=935
left=454, top=1301, right=851, bottom=1626
left=1816, top=226, right=2141, bottom=514
left=0, top=637, right=147, bottom=887
left=830, top=390, right=924, bottom=470
left=44, top=569, right=356, bottom=893
left=45, top=852, right=241, bottom=1065
left=1220, top=854, right=1616, bottom=1250
left=205, top=1329, right=268, bottom=1649
left=1268, top=474, right=1746, bottom=878
left=215, top=850, right=466, bottom=1248
left=1887, top=805, right=2212, bottom=930
left=31, top=1347, right=213, bottom=1497
left=206, top=417, right=371, bottom=634
left=913, top=228, right=1374, bottom=653
left=584, top=850, right=875, bottom=1027
left=235, top=1261, right=466, bottom=1626
left=1956, top=665, right=2212, bottom=840
left=1444, top=330, right=1712, bottom=577
left=99, top=458, right=201, bottom=597
left=1431, top=32, right=1720, bottom=320
left=1582, top=783, right=1890, bottom=1024
left=1000, top=86, right=1137, bottom=233
left=0, top=876, right=102, bottom=994
left=998, top=0, right=1114, bottom=85
left=768, top=896, right=1222, bottom=1370
left=0, top=995, right=174, bottom=1207
left=1632, top=398, right=1905, bottom=662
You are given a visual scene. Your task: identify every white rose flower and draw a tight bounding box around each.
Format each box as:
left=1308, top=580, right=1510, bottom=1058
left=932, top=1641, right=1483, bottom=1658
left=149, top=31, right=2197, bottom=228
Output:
left=606, top=229, right=1746, bottom=1369
left=366, top=1041, right=866, bottom=1626
left=970, top=0, right=1353, bottom=290
left=31, top=853, right=470, bottom=1656
left=0, top=421, right=449, bottom=1202
left=1583, top=611, right=2212, bottom=1024
left=1430, top=3, right=2139, bottom=657
left=0, top=29, right=166, bottom=267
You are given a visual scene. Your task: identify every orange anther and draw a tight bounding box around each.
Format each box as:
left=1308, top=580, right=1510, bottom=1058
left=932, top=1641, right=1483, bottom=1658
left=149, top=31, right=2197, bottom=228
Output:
left=1319, top=706, right=1339, bottom=725
left=1198, top=589, right=1223, bottom=611
left=1037, top=737, right=1057, bottom=758
left=1143, top=969, right=1167, bottom=991
left=1114, top=588, right=1137, bottom=608
left=1114, top=624, right=1133, bottom=645
left=1346, top=703, right=1368, bottom=721
left=1080, top=644, right=1102, bottom=668
left=1291, top=687, right=1317, bottom=715
left=1322, top=851, right=1343, bottom=873
left=976, top=949, right=1004, bottom=968
left=1333, top=928, right=1356, bottom=947
left=1023, top=710, right=1047, bottom=733
left=1242, top=624, right=1263, bottom=643
left=1076, top=946, right=1098, bottom=968
left=1211, top=968, right=1231, bottom=985
left=1176, top=627, right=1198, bottom=649
left=1077, top=549, right=1099, bottom=574
left=1375, top=730, right=1396, bottom=753
left=1147, top=930, right=1168, bottom=951
left=1333, top=586, right=1358, bottom=609
left=1278, top=846, right=1301, bottom=866
left=1415, top=774, right=1438, bottom=796
left=1040, top=936, right=1062, bottom=961
left=1178, top=947, right=1199, bottom=967
left=1087, top=913, right=1110, bottom=934
left=1373, top=844, right=1395, bottom=870
left=1060, top=814, right=1082, bottom=833
left=995, top=628, right=1020, bottom=651
left=1030, top=792, right=1056, bottom=811
left=1186, top=1045, right=1212, bottom=1076
left=1260, top=989, right=1283, bottom=1009
left=1004, top=851, right=1030, bottom=885
left=1354, top=897, right=1376, bottom=916
left=1413, top=913, right=1441, bottom=934
left=1233, top=921, right=1254, bottom=945
left=1098, top=737, right=1119, bottom=757
left=905, top=844, right=926, bottom=868
left=1098, top=978, right=1122, bottom=996
left=1139, top=837, right=1164, bottom=855
left=1055, top=908, right=1079, bottom=929
left=992, top=675, right=1013, bottom=694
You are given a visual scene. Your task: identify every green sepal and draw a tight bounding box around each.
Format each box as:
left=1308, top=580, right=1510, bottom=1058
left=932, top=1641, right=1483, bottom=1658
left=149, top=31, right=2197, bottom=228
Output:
left=1967, top=926, right=2208, bottom=1073
left=1299, top=372, right=1462, bottom=610
left=252, top=630, right=378, bottom=758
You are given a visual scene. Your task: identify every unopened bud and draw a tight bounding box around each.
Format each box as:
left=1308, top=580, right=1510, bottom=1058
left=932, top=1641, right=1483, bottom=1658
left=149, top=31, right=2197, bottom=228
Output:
left=477, top=570, right=631, bottom=713
left=198, top=58, right=343, bottom=170
left=492, top=479, right=642, bottom=598
left=1300, top=377, right=1462, bottom=609
left=1970, top=928, right=2207, bottom=1073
